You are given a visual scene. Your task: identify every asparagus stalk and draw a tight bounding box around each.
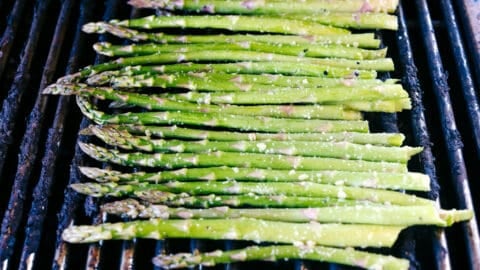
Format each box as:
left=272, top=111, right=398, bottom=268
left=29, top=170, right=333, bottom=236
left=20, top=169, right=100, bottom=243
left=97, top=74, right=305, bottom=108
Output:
left=85, top=64, right=378, bottom=87
left=105, top=72, right=393, bottom=91
left=75, top=96, right=370, bottom=133
left=45, top=84, right=362, bottom=120
left=161, top=85, right=409, bottom=105
left=93, top=42, right=388, bottom=60
left=88, top=125, right=422, bottom=163
left=79, top=166, right=430, bottom=191
left=82, top=22, right=381, bottom=48
left=152, top=245, right=409, bottom=270
left=62, top=217, right=405, bottom=247
left=86, top=69, right=386, bottom=88
left=46, top=83, right=409, bottom=114
left=71, top=181, right=431, bottom=205
left=110, top=15, right=350, bottom=36
left=78, top=142, right=408, bottom=172
left=76, top=50, right=394, bottom=78
left=114, top=125, right=406, bottom=146
left=101, top=199, right=469, bottom=226
left=128, top=0, right=399, bottom=14
left=285, top=13, right=398, bottom=30
left=88, top=68, right=390, bottom=88
left=127, top=191, right=365, bottom=207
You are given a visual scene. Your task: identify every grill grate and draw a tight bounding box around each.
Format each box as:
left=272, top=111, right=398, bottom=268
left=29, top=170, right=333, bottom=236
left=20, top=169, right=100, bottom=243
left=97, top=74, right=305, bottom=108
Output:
left=0, top=0, right=480, bottom=269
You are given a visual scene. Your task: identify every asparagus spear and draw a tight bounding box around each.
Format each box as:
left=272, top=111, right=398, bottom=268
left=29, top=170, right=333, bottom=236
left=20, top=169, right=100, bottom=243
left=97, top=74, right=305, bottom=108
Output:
left=46, top=83, right=409, bottom=114
left=152, top=244, right=409, bottom=270
left=161, top=85, right=409, bottom=105
left=86, top=69, right=386, bottom=88
left=75, top=96, right=370, bottom=132
left=102, top=199, right=472, bottom=226
left=71, top=181, right=431, bottom=205
left=76, top=50, right=394, bottom=78
left=79, top=166, right=430, bottom=191
left=45, top=84, right=362, bottom=120
left=128, top=0, right=399, bottom=14
left=85, top=64, right=378, bottom=87
left=128, top=191, right=365, bottom=207
left=88, top=125, right=422, bottom=163
left=82, top=22, right=381, bottom=48
left=78, top=143, right=408, bottom=172
left=62, top=217, right=405, bottom=247
left=284, top=13, right=398, bottom=30
left=105, top=72, right=393, bottom=91
left=114, top=125, right=406, bottom=146
left=110, top=15, right=350, bottom=35
left=88, top=68, right=389, bottom=88
left=93, top=42, right=388, bottom=60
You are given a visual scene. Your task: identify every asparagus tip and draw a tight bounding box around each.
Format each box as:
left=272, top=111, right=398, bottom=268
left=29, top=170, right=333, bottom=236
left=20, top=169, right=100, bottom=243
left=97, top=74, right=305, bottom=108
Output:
left=78, top=166, right=110, bottom=181
left=82, top=22, right=106, bottom=34
left=62, top=224, right=111, bottom=243
left=70, top=182, right=107, bottom=197
left=78, top=126, right=94, bottom=135
left=93, top=42, right=114, bottom=56
left=56, top=72, right=82, bottom=84
left=101, top=199, right=145, bottom=219
left=42, top=83, right=81, bottom=95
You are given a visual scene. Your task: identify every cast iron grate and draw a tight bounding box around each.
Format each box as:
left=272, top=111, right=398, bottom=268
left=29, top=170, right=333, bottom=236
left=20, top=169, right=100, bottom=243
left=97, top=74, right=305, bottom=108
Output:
left=0, top=0, right=479, bottom=269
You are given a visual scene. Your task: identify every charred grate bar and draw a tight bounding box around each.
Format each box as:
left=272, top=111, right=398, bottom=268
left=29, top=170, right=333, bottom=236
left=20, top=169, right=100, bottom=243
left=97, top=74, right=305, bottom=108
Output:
left=0, top=0, right=479, bottom=269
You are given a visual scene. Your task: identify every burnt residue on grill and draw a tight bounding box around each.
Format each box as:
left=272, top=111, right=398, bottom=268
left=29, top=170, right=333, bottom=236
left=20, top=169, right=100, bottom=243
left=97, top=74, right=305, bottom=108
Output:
left=1, top=0, right=480, bottom=269
left=10, top=0, right=75, bottom=267
left=0, top=0, right=27, bottom=84
left=396, top=4, right=449, bottom=269
left=0, top=0, right=56, bottom=265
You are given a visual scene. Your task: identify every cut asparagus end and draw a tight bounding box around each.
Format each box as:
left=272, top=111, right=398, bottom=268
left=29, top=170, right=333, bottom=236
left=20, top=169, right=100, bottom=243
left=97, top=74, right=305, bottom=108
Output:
left=439, top=209, right=474, bottom=227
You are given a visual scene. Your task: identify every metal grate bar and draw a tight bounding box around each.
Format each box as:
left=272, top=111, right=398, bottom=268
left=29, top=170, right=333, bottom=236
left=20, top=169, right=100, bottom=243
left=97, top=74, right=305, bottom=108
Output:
left=438, top=0, right=480, bottom=164
left=0, top=0, right=55, bottom=267
left=396, top=4, right=450, bottom=270
left=414, top=0, right=480, bottom=268
left=49, top=0, right=102, bottom=268
left=0, top=0, right=27, bottom=83
left=453, top=0, right=480, bottom=88
left=12, top=0, right=76, bottom=269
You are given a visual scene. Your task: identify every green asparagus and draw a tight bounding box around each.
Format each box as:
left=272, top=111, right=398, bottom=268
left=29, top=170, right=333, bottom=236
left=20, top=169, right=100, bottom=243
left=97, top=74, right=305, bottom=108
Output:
left=93, top=42, right=388, bottom=60
left=284, top=13, right=398, bottom=30
left=102, top=199, right=472, bottom=226
left=83, top=64, right=378, bottom=87
left=160, top=85, right=409, bottom=105
left=131, top=191, right=366, bottom=207
left=76, top=50, right=394, bottom=78
left=88, top=125, right=422, bottom=163
left=87, top=69, right=388, bottom=88
left=71, top=181, right=432, bottom=205
left=128, top=0, right=399, bottom=14
left=79, top=142, right=408, bottom=172
left=76, top=96, right=370, bottom=132
left=152, top=244, right=409, bottom=270
left=110, top=15, right=350, bottom=35
left=79, top=165, right=430, bottom=191
left=62, top=217, right=405, bottom=247
left=45, top=84, right=363, bottom=120
left=113, top=125, right=406, bottom=146
left=105, top=72, right=395, bottom=92
left=82, top=22, right=381, bottom=48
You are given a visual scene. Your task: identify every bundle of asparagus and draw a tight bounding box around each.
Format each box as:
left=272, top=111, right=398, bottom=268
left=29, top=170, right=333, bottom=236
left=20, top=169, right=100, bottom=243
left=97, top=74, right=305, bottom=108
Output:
left=43, top=1, right=473, bottom=269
